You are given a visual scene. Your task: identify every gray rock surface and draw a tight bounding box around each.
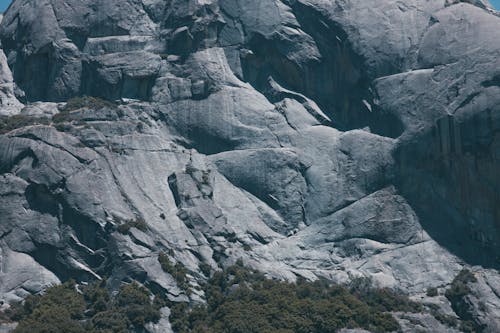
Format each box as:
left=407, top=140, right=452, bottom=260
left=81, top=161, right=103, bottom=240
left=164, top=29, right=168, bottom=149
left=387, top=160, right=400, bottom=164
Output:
left=0, top=15, right=22, bottom=116
left=0, top=0, right=499, bottom=331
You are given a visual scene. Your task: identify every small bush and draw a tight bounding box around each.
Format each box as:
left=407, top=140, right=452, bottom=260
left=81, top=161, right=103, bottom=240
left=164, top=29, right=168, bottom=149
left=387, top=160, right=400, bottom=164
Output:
left=445, top=269, right=477, bottom=302
left=185, top=164, right=198, bottom=176
left=199, top=262, right=212, bottom=277
left=460, top=320, right=479, bottom=333
left=357, top=288, right=422, bottom=313
left=159, top=252, right=191, bottom=294
left=0, top=115, right=50, bottom=134
left=444, top=269, right=483, bottom=332
left=5, top=280, right=161, bottom=333
left=433, top=311, right=459, bottom=328
left=426, top=287, right=438, bottom=297
left=89, top=310, right=129, bottom=333
left=63, top=96, right=117, bottom=112
left=117, top=218, right=148, bottom=235
left=348, top=278, right=422, bottom=313
left=52, top=111, right=74, bottom=124
left=169, top=263, right=416, bottom=333
left=116, top=283, right=161, bottom=327
left=11, top=281, right=86, bottom=333
left=83, top=280, right=111, bottom=315
left=219, top=232, right=237, bottom=243
left=53, top=96, right=117, bottom=124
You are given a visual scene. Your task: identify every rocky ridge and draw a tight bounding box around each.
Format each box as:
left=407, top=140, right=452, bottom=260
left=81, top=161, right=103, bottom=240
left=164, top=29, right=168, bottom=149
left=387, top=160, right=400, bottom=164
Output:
left=0, top=0, right=499, bottom=332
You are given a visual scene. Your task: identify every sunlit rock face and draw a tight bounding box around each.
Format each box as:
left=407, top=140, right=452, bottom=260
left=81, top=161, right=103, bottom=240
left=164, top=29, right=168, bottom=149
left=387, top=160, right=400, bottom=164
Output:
left=0, top=0, right=499, bottom=331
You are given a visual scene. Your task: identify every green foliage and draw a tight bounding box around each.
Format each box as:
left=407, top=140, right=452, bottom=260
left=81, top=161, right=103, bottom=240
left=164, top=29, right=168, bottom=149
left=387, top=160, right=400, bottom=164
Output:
left=117, top=218, right=148, bottom=235
left=444, top=269, right=483, bottom=332
left=12, top=281, right=86, bottom=333
left=53, top=96, right=117, bottom=124
left=0, top=115, right=50, bottom=134
left=159, top=252, right=191, bottom=294
left=83, top=281, right=111, bottom=314
left=63, top=96, right=117, bottom=112
left=169, top=263, right=417, bottom=333
left=223, top=232, right=238, bottom=243
left=426, top=287, right=438, bottom=297
left=199, top=263, right=212, bottom=277
left=6, top=280, right=160, bottom=333
left=432, top=311, right=459, bottom=328
left=460, top=319, right=479, bottom=333
left=445, top=269, right=477, bottom=302
left=89, top=310, right=129, bottom=333
left=356, top=288, right=423, bottom=313
left=115, top=283, right=161, bottom=327
left=348, top=276, right=422, bottom=313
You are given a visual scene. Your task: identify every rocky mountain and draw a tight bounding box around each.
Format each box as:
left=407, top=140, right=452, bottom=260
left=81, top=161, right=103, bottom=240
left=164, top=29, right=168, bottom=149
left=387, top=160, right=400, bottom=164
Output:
left=0, top=0, right=499, bottom=331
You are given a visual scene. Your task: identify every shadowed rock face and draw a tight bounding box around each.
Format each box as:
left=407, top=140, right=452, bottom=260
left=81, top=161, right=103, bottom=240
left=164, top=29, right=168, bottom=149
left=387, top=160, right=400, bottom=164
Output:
left=375, top=3, right=500, bottom=270
left=0, top=0, right=499, bottom=331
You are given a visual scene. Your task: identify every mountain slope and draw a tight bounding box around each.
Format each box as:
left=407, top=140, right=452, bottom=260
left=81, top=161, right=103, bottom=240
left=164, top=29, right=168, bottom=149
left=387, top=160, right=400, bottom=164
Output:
left=0, top=0, right=499, bottom=331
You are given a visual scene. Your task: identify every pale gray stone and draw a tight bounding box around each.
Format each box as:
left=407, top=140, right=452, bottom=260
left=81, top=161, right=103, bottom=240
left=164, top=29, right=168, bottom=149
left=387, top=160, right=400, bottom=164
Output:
left=0, top=0, right=499, bottom=331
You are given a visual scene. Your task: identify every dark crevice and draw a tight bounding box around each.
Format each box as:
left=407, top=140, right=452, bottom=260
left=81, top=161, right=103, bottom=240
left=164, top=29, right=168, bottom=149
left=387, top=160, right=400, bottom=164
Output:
left=13, top=51, right=51, bottom=102
left=219, top=171, right=282, bottom=215
left=80, top=60, right=158, bottom=102
left=395, top=112, right=500, bottom=269
left=179, top=127, right=237, bottom=155
left=25, top=183, right=59, bottom=216
left=168, top=173, right=181, bottom=208
left=266, top=77, right=332, bottom=126
left=162, top=3, right=225, bottom=56
left=25, top=187, right=112, bottom=282
left=368, top=104, right=405, bottom=139
left=0, top=147, right=39, bottom=174
left=446, top=0, right=488, bottom=10
left=460, top=109, right=497, bottom=155
left=248, top=232, right=269, bottom=245
left=121, top=74, right=157, bottom=101
left=455, top=92, right=481, bottom=111
left=237, top=2, right=403, bottom=138
left=62, top=27, right=89, bottom=50
left=15, top=132, right=92, bottom=165
left=87, top=17, right=129, bottom=39
left=60, top=201, right=107, bottom=251
left=68, top=236, right=107, bottom=269
left=290, top=2, right=403, bottom=138
left=481, top=75, right=500, bottom=88
left=28, top=243, right=76, bottom=282
left=29, top=242, right=96, bottom=283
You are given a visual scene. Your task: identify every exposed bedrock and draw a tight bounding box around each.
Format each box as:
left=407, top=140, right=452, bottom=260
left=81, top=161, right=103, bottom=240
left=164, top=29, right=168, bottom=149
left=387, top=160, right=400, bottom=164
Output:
left=376, top=3, right=500, bottom=268
left=0, top=0, right=499, bottom=331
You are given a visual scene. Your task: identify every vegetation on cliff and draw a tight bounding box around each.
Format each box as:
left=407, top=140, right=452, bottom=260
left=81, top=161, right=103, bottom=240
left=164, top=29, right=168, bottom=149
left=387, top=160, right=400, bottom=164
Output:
left=169, top=262, right=421, bottom=333
left=3, top=280, right=161, bottom=333
left=6, top=264, right=481, bottom=333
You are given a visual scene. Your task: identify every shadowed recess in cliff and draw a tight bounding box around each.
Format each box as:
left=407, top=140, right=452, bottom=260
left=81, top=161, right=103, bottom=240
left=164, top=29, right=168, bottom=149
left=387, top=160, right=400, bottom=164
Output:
left=236, top=1, right=404, bottom=138
left=395, top=112, right=500, bottom=269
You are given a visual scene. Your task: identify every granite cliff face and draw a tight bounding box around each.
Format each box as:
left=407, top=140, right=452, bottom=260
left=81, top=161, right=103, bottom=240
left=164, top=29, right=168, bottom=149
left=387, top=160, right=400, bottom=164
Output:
left=0, top=0, right=499, bottom=331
